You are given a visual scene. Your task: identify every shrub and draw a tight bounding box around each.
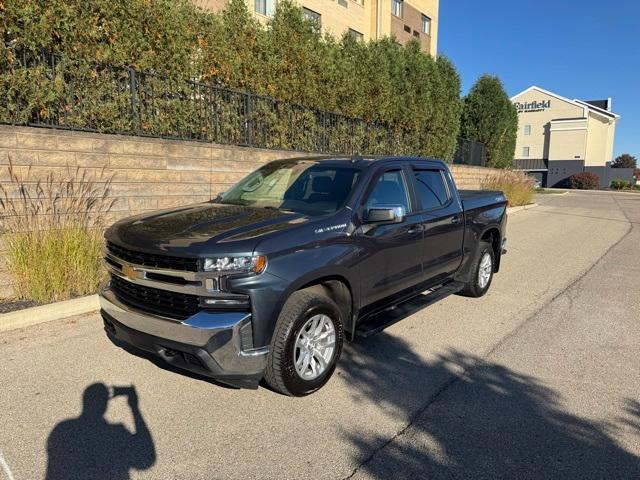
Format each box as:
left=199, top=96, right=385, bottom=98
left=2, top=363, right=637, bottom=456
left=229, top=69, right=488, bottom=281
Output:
left=0, top=161, right=115, bottom=303
left=610, top=179, right=631, bottom=190
left=480, top=170, right=535, bottom=207
left=568, top=172, right=599, bottom=190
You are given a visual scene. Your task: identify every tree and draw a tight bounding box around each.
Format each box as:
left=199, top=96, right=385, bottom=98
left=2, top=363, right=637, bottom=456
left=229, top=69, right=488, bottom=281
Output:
left=460, top=75, right=518, bottom=168
left=262, top=0, right=333, bottom=107
left=611, top=153, right=637, bottom=169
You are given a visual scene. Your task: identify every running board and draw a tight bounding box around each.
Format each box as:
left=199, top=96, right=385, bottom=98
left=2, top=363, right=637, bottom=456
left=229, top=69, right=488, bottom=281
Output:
left=356, top=282, right=464, bottom=338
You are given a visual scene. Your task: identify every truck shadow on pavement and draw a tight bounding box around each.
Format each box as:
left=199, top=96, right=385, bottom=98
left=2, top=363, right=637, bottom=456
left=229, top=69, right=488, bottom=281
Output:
left=45, top=383, right=155, bottom=480
left=340, top=333, right=639, bottom=479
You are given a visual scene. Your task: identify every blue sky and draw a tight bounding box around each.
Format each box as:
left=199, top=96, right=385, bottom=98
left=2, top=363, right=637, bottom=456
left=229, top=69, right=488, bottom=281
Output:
left=439, top=0, right=639, bottom=160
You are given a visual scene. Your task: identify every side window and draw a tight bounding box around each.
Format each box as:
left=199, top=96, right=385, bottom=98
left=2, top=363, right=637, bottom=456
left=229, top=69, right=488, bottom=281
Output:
left=365, top=170, right=410, bottom=212
left=413, top=169, right=449, bottom=210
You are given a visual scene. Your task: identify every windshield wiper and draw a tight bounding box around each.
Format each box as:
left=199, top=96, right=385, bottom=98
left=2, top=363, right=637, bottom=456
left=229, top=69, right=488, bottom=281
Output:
left=262, top=206, right=296, bottom=213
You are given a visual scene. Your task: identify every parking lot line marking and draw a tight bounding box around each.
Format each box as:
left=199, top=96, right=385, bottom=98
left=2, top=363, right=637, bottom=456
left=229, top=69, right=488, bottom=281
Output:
left=0, top=451, right=16, bottom=480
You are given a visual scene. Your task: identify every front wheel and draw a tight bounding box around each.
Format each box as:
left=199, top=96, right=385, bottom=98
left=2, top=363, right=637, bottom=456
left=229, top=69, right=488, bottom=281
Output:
left=460, top=241, right=494, bottom=298
left=264, top=290, right=344, bottom=396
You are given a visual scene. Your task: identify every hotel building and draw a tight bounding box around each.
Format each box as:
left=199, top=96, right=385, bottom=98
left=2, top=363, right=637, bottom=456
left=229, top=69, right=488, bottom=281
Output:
left=511, top=86, right=624, bottom=188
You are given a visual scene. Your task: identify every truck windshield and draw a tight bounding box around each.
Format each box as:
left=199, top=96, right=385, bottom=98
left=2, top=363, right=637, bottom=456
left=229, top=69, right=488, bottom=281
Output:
left=218, top=160, right=360, bottom=215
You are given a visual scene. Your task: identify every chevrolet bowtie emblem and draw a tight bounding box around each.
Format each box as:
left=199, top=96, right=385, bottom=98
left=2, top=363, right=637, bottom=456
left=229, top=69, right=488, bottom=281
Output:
left=122, top=264, right=141, bottom=280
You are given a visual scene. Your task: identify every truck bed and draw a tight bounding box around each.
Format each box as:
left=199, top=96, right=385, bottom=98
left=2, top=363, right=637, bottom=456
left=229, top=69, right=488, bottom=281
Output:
left=459, top=190, right=506, bottom=211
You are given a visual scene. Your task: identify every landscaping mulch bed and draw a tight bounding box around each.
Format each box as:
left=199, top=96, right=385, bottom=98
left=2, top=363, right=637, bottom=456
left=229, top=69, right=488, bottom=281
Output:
left=0, top=293, right=87, bottom=314
left=0, top=299, right=41, bottom=314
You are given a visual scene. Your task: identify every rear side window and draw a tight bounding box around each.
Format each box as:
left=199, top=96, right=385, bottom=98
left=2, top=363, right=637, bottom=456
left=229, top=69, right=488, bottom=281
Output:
left=365, top=170, right=410, bottom=212
left=413, top=170, right=449, bottom=210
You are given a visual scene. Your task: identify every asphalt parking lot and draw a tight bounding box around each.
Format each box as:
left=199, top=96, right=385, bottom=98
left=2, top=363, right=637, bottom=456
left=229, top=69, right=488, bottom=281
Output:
left=1, top=191, right=639, bottom=479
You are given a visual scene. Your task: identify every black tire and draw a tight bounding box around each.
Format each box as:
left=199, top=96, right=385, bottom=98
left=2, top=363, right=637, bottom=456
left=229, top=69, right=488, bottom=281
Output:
left=264, top=289, right=344, bottom=396
left=459, top=241, right=495, bottom=298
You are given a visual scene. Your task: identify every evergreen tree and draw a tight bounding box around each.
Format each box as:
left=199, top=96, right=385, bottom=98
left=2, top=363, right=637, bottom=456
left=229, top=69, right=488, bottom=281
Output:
left=460, top=75, right=518, bottom=168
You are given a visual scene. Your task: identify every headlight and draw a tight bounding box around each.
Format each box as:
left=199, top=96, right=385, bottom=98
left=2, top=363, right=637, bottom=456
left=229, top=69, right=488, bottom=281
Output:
left=202, top=255, right=267, bottom=274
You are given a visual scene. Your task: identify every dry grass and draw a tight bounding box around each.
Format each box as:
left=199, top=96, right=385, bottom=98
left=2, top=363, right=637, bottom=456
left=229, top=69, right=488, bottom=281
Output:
left=481, top=170, right=535, bottom=207
left=0, top=160, right=115, bottom=303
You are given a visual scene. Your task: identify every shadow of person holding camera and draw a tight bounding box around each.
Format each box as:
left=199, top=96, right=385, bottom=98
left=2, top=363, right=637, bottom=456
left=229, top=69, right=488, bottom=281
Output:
left=45, top=383, right=155, bottom=480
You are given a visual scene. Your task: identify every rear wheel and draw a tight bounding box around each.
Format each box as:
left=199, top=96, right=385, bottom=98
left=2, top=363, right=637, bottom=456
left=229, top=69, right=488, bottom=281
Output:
left=460, top=241, right=494, bottom=298
left=264, top=290, right=344, bottom=396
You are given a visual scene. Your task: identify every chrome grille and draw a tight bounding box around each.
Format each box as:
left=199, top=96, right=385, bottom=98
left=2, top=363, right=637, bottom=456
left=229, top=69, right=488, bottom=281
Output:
left=109, top=274, right=200, bottom=320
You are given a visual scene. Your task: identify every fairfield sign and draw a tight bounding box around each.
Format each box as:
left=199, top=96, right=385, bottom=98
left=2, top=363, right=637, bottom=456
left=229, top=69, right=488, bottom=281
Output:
left=514, top=100, right=551, bottom=113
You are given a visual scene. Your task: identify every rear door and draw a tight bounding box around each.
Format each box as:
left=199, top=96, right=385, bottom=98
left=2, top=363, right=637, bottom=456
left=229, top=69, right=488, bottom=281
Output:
left=410, top=164, right=465, bottom=286
left=356, top=167, right=424, bottom=308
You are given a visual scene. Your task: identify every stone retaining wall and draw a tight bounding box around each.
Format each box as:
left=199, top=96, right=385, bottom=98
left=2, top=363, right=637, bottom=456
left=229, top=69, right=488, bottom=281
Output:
left=0, top=125, right=501, bottom=298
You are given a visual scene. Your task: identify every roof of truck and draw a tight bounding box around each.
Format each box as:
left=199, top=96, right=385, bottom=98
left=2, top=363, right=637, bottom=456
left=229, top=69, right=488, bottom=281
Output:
left=269, top=154, right=446, bottom=168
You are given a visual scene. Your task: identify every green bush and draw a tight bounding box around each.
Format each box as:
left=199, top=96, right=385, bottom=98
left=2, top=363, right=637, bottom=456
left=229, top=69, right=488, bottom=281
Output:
left=610, top=179, right=632, bottom=190
left=0, top=161, right=115, bottom=303
left=568, top=172, right=599, bottom=190
left=480, top=170, right=535, bottom=207
left=0, top=0, right=463, bottom=159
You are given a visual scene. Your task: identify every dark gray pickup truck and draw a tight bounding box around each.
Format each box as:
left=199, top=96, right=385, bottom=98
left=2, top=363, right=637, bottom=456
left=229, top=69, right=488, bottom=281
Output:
left=100, top=156, right=507, bottom=396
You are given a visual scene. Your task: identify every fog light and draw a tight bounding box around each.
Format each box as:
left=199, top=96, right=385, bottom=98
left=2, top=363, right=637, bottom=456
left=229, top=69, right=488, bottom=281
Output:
left=201, top=296, right=250, bottom=308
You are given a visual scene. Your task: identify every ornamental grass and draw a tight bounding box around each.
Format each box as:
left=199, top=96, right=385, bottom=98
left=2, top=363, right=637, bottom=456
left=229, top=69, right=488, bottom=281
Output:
left=0, top=160, right=115, bottom=303
left=481, top=170, right=535, bottom=207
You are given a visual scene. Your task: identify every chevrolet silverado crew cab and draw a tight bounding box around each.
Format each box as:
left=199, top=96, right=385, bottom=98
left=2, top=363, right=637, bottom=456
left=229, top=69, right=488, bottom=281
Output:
left=100, top=156, right=507, bottom=396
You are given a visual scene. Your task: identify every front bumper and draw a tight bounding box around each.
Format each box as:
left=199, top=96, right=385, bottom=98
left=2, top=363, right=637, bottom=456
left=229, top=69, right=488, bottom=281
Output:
left=100, top=287, right=269, bottom=389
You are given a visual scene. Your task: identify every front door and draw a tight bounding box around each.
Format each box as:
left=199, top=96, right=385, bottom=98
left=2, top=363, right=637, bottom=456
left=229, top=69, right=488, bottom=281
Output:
left=356, top=168, right=424, bottom=308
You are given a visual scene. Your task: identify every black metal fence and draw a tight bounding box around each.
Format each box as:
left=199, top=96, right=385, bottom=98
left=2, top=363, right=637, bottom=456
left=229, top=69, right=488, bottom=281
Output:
left=1, top=49, right=486, bottom=164
left=451, top=137, right=487, bottom=167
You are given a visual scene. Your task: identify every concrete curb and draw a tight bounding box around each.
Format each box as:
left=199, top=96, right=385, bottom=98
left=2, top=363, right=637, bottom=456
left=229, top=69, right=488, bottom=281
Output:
left=567, top=189, right=640, bottom=196
left=507, top=203, right=538, bottom=214
left=536, top=190, right=569, bottom=196
left=0, top=295, right=99, bottom=333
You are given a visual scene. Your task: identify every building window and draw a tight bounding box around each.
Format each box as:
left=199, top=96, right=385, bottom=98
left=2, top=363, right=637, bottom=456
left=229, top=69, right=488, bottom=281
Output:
left=337, top=0, right=348, bottom=7
left=522, top=147, right=530, bottom=158
left=392, top=0, right=403, bottom=18
left=254, top=0, right=276, bottom=16
left=421, top=15, right=431, bottom=34
left=524, top=124, right=531, bottom=136
left=347, top=28, right=364, bottom=41
left=302, top=7, right=321, bottom=26
left=413, top=30, right=420, bottom=38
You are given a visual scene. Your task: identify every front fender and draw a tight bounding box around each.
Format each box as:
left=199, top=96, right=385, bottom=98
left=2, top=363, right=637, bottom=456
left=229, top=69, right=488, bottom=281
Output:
left=228, top=240, right=360, bottom=348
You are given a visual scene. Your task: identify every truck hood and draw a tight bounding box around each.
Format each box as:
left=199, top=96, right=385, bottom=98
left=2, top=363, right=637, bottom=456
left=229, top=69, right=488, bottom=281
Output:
left=105, top=202, right=313, bottom=256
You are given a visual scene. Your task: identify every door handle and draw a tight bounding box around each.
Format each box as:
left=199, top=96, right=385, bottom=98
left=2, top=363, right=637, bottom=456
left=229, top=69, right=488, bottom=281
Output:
left=407, top=225, right=424, bottom=234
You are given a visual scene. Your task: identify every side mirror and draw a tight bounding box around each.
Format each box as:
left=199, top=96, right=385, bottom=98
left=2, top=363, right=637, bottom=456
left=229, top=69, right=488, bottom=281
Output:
left=364, top=205, right=405, bottom=224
